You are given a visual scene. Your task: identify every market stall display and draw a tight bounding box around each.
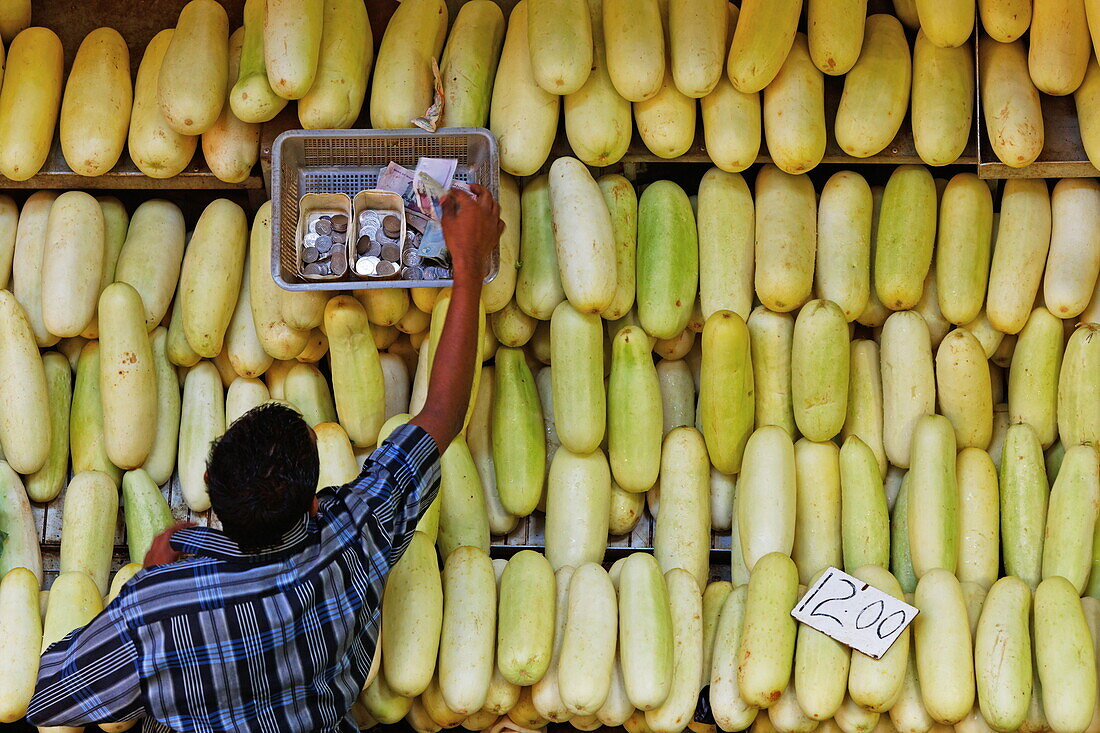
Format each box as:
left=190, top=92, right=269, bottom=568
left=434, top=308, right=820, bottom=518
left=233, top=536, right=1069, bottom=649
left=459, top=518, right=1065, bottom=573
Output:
left=0, top=0, right=1098, bottom=732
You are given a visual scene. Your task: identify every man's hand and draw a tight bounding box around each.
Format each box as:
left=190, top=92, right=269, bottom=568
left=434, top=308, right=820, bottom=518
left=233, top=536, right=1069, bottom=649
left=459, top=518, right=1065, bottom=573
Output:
left=143, top=522, right=196, bottom=568
left=441, top=183, right=503, bottom=283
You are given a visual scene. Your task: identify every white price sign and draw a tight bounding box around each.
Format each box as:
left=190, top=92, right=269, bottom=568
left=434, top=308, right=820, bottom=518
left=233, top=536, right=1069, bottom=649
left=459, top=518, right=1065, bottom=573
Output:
left=791, top=567, right=918, bottom=659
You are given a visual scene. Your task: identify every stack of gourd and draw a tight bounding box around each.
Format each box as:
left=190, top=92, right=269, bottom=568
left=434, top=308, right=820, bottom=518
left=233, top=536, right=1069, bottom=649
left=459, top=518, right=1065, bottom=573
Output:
left=0, top=153, right=1098, bottom=731
left=0, top=0, right=986, bottom=182
left=459, top=0, right=975, bottom=174
left=0, top=0, right=372, bottom=182
left=6, top=0, right=1100, bottom=181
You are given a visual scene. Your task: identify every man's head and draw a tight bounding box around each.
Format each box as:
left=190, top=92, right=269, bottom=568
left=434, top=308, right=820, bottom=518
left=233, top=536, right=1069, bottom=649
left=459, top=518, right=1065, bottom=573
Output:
left=206, top=403, right=319, bottom=549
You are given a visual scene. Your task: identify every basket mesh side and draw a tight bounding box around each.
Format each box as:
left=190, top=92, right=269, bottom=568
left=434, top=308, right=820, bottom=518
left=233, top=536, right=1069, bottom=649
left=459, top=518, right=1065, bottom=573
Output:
left=301, top=137, right=475, bottom=167
left=278, top=168, right=301, bottom=279
left=300, top=168, right=472, bottom=195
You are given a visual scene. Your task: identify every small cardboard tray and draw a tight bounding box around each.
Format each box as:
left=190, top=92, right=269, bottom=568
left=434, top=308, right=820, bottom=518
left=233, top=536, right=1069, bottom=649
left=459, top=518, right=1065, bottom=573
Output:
left=351, top=190, right=406, bottom=281
left=295, top=193, right=353, bottom=282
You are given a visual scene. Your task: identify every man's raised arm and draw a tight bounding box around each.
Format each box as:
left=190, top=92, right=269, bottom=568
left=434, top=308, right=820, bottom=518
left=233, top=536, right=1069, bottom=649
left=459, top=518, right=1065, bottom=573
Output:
left=409, top=183, right=502, bottom=452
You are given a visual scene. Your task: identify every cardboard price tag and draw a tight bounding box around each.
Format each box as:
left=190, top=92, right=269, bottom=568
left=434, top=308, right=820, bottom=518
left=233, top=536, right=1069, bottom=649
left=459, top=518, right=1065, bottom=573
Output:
left=791, top=567, right=918, bottom=659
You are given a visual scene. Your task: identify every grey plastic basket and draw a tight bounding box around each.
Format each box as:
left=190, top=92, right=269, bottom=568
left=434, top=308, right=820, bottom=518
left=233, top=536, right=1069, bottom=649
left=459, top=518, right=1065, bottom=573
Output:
left=271, top=127, right=500, bottom=291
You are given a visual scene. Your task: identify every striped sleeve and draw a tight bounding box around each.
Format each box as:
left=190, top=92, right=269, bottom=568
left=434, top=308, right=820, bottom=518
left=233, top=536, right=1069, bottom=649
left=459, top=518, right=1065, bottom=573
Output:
left=344, top=423, right=442, bottom=560
left=27, top=604, right=143, bottom=727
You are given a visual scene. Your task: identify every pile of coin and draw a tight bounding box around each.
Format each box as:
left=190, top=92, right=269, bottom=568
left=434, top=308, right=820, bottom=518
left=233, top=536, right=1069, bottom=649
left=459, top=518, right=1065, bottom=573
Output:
left=298, top=200, right=459, bottom=284
left=354, top=211, right=404, bottom=278
left=301, top=213, right=349, bottom=277
left=401, top=209, right=454, bottom=280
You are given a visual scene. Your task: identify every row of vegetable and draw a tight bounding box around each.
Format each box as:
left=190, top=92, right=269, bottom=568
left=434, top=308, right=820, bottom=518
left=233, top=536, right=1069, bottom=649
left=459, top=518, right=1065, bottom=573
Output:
left=5, top=0, right=1100, bottom=185
left=355, top=544, right=1100, bottom=733
left=0, top=154, right=1098, bottom=731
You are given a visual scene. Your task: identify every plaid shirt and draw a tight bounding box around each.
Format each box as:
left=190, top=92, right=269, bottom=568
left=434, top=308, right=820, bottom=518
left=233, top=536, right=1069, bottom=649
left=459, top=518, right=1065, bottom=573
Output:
left=27, top=424, right=441, bottom=733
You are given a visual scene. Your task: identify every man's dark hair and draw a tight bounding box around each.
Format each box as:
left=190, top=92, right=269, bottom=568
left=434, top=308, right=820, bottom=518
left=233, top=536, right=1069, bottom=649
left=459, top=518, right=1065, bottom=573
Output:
left=206, top=403, right=319, bottom=550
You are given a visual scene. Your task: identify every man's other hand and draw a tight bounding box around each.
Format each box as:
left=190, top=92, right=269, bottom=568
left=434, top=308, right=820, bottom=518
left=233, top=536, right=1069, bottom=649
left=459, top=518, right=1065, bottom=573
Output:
left=144, top=522, right=196, bottom=568
left=441, top=183, right=503, bottom=282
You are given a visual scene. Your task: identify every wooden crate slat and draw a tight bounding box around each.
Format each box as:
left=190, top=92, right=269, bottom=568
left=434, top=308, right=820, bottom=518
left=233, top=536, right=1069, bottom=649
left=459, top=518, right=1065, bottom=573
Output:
left=42, top=492, right=64, bottom=545
left=31, top=501, right=48, bottom=543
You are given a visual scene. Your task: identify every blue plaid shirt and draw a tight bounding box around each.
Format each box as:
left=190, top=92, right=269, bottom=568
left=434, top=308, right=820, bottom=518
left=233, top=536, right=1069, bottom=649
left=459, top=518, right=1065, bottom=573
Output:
left=27, top=424, right=441, bottom=733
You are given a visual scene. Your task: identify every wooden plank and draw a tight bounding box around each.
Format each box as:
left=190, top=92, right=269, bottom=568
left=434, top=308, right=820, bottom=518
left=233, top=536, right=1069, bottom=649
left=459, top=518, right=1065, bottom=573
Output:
left=31, top=501, right=48, bottom=544
left=41, top=494, right=63, bottom=546
left=167, top=475, right=201, bottom=525
left=0, top=137, right=265, bottom=191
left=607, top=528, right=634, bottom=549
left=41, top=549, right=60, bottom=588
left=629, top=513, right=653, bottom=550
left=489, top=512, right=735, bottom=554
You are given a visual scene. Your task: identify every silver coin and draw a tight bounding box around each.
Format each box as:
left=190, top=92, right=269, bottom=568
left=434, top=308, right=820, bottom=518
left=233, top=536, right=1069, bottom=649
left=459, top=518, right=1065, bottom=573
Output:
left=355, top=258, right=375, bottom=276
left=402, top=249, right=422, bottom=267
left=402, top=266, right=423, bottom=280
left=302, top=246, right=319, bottom=263
left=315, top=235, right=333, bottom=254
left=318, top=262, right=332, bottom=276
left=304, top=232, right=320, bottom=247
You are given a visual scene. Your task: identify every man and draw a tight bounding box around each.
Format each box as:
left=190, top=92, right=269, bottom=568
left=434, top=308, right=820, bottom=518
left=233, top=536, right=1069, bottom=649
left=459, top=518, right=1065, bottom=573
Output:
left=26, top=184, right=502, bottom=733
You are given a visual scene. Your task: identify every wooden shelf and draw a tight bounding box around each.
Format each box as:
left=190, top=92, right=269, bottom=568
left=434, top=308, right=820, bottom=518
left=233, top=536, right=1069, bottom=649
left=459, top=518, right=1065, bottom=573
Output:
left=0, top=141, right=265, bottom=190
